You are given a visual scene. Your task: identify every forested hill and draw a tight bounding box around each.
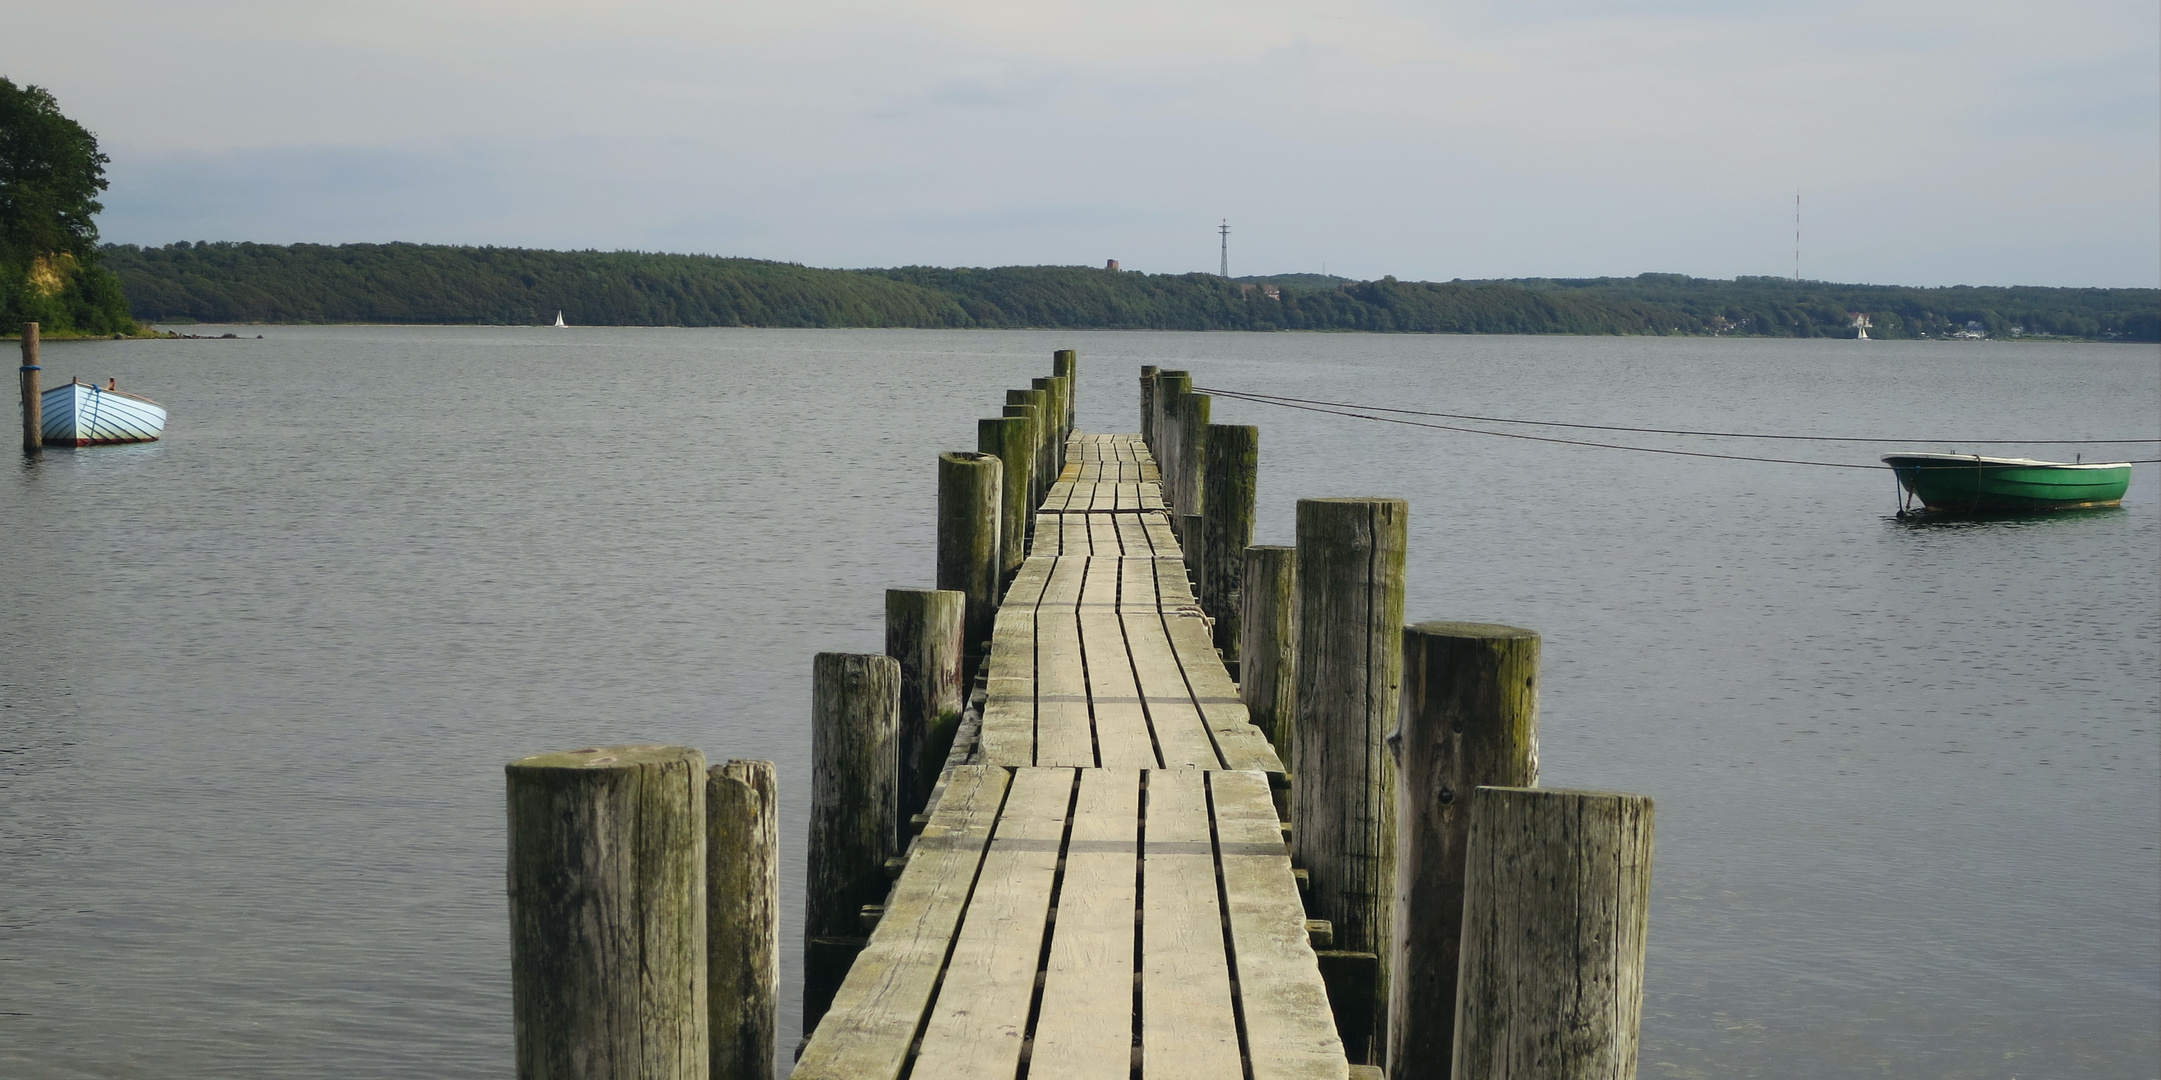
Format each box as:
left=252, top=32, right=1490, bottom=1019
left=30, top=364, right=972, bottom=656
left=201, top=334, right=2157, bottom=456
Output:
left=103, top=242, right=2160, bottom=341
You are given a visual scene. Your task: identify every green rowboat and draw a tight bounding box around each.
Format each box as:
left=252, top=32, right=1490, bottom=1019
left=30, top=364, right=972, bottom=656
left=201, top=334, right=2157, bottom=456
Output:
left=1884, top=453, right=2131, bottom=513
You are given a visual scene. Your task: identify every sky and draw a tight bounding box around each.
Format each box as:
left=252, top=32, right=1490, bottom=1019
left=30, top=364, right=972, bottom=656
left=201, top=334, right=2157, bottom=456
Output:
left=7, top=0, right=2158, bottom=287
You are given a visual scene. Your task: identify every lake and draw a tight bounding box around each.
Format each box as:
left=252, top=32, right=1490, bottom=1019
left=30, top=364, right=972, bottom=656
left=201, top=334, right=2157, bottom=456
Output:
left=2, top=327, right=2155, bottom=1078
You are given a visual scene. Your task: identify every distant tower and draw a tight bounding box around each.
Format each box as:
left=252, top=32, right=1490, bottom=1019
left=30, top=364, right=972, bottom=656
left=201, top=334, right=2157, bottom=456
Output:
left=1794, top=190, right=1801, bottom=282
left=1219, top=219, right=1230, bottom=278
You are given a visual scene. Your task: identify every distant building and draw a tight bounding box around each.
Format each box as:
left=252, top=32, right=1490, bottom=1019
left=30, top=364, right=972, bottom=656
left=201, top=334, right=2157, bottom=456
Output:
left=1105, top=259, right=1120, bottom=271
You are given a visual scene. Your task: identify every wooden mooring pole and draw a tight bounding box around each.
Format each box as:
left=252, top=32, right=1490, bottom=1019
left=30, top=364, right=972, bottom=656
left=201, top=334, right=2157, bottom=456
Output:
left=804, top=652, right=901, bottom=1034
left=1454, top=787, right=1654, bottom=1080
left=1155, top=371, right=1191, bottom=513
left=1052, top=349, right=1078, bottom=432
left=707, top=758, right=780, bottom=1080
left=1200, top=424, right=1257, bottom=661
left=1007, top=389, right=1050, bottom=506
left=1389, top=622, right=1540, bottom=1080
left=978, top=416, right=1034, bottom=579
left=1176, top=391, right=1211, bottom=526
left=1139, top=365, right=1160, bottom=452
left=506, top=744, right=709, bottom=1079
left=885, top=588, right=965, bottom=821
left=1239, top=544, right=1297, bottom=762
left=19, top=322, right=40, bottom=456
left=1293, top=497, right=1407, bottom=1067
left=936, top=451, right=1003, bottom=678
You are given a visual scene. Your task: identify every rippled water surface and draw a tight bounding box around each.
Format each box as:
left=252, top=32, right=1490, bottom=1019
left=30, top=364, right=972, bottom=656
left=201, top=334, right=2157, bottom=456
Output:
left=3, top=327, right=2155, bottom=1078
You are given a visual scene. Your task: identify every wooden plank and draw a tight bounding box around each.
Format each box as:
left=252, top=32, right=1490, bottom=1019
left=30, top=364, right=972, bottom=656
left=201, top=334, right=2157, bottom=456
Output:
left=1161, top=610, right=1287, bottom=775
left=981, top=558, right=1051, bottom=767
left=1122, top=558, right=1220, bottom=769
left=912, top=767, right=1074, bottom=1077
left=1082, top=557, right=1158, bottom=770
left=1141, top=769, right=1243, bottom=1080
left=1031, top=769, right=1141, bottom=1080
left=1116, top=514, right=1154, bottom=557
left=1144, top=515, right=1181, bottom=558
left=1036, top=555, right=1096, bottom=766
left=1088, top=514, right=1121, bottom=555
left=1030, top=512, right=1063, bottom=557
left=1211, top=770, right=1347, bottom=1080
left=794, top=765, right=1012, bottom=1080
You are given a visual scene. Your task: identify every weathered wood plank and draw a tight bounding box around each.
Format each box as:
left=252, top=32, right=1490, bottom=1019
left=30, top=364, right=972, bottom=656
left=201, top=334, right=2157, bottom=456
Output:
left=794, top=765, right=1010, bottom=1080
left=1211, top=770, right=1347, bottom=1080
left=1122, top=558, right=1219, bottom=769
left=1141, top=769, right=1243, bottom=1080
left=1032, top=769, right=1141, bottom=1080
left=1036, top=555, right=1097, bottom=767
left=1161, top=612, right=1286, bottom=775
left=912, top=767, right=1073, bottom=1077
left=1082, top=557, right=1157, bottom=770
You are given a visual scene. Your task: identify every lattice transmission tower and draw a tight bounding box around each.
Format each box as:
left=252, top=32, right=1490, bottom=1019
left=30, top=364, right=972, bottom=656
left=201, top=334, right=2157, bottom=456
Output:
left=1219, top=219, right=1230, bottom=278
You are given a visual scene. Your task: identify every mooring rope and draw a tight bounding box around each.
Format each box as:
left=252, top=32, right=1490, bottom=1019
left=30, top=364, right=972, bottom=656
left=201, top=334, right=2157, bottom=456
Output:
left=1192, top=386, right=2161, bottom=470
left=1192, top=386, right=2161, bottom=445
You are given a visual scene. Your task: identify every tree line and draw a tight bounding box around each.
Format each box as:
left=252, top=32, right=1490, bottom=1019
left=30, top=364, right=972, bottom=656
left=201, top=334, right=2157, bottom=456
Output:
left=107, top=242, right=2155, bottom=340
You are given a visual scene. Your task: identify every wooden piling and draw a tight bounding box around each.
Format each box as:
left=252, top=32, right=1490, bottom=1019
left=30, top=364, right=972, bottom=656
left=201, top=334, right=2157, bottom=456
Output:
left=936, top=451, right=1003, bottom=675
left=1139, top=365, right=1160, bottom=451
left=506, top=744, right=709, bottom=1079
left=1052, top=349, right=1077, bottom=432
left=1292, top=497, right=1408, bottom=1067
left=1200, top=424, right=1257, bottom=659
left=707, top=758, right=779, bottom=1080
left=1240, top=545, right=1298, bottom=760
left=1389, top=623, right=1541, bottom=1080
left=1155, top=371, right=1191, bottom=510
left=1453, top=787, right=1653, bottom=1080
left=1047, top=374, right=1071, bottom=471
left=1007, top=389, right=1050, bottom=505
left=19, top=322, right=39, bottom=456
left=1177, top=392, right=1211, bottom=523
left=885, top=588, right=966, bottom=820
left=805, top=652, right=902, bottom=1034
left=1032, top=377, right=1064, bottom=478
left=978, top=416, right=1034, bottom=577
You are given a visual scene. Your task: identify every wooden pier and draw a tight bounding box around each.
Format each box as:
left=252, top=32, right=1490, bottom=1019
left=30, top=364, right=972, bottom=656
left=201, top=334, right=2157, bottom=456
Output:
left=794, top=432, right=1341, bottom=1080
left=502, top=352, right=1653, bottom=1080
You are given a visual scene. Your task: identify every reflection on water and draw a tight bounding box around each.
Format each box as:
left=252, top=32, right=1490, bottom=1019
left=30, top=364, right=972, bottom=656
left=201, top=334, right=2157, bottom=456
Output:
left=2, top=328, right=2155, bottom=1079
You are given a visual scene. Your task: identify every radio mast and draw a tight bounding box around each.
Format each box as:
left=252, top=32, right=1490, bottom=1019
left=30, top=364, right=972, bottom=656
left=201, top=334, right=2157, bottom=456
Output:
left=1219, top=219, right=1230, bottom=278
left=1794, top=191, right=1801, bottom=281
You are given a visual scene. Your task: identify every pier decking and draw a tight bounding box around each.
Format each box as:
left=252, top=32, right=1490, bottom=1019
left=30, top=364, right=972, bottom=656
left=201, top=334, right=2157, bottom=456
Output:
left=795, top=434, right=1346, bottom=1080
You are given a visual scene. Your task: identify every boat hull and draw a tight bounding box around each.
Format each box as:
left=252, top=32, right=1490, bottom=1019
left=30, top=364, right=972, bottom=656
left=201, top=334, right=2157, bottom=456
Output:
left=1884, top=454, right=2130, bottom=512
left=40, top=381, right=167, bottom=446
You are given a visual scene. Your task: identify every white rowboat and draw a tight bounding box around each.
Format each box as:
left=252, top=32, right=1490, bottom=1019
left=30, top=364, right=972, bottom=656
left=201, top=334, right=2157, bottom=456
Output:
left=42, top=379, right=167, bottom=446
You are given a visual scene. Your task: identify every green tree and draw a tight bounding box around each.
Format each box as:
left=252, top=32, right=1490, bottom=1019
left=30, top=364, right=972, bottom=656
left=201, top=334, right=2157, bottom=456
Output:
left=0, top=77, right=135, bottom=334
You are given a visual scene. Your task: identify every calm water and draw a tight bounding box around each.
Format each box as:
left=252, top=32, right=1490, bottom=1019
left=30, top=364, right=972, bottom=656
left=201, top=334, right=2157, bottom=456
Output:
left=2, top=327, right=2155, bottom=1079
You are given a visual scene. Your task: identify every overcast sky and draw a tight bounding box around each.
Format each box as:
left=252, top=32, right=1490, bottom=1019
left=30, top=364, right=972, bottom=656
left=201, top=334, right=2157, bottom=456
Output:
left=8, top=0, right=2157, bottom=286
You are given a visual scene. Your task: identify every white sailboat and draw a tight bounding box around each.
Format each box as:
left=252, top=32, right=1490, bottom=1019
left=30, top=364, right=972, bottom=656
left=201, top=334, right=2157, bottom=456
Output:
left=553, top=311, right=567, bottom=327
left=42, top=378, right=167, bottom=446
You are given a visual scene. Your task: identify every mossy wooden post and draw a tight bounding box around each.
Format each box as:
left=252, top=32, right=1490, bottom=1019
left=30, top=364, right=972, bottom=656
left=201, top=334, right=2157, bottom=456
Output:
left=19, top=322, right=40, bottom=456
left=936, top=451, right=1003, bottom=679
left=1155, top=371, right=1193, bottom=519
left=885, top=588, right=965, bottom=819
left=1178, top=392, right=1211, bottom=525
left=1000, top=403, right=1041, bottom=542
left=978, top=416, right=1034, bottom=578
left=1053, top=349, right=1078, bottom=432
left=805, top=652, right=901, bottom=1035
left=1139, top=365, right=1160, bottom=452
left=1201, top=424, right=1257, bottom=660
left=1454, top=787, right=1654, bottom=1080
left=1293, top=497, right=1407, bottom=1068
left=1389, top=623, right=1540, bottom=1080
left=506, top=744, right=709, bottom=1079
left=1007, top=389, right=1050, bottom=505
left=1046, top=374, right=1071, bottom=471
left=707, top=759, right=779, bottom=1080
left=1032, top=377, right=1063, bottom=480
left=1240, top=545, right=1298, bottom=759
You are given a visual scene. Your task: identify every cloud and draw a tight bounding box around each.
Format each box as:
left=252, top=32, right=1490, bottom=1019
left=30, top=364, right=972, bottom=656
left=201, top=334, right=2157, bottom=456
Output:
left=13, top=0, right=2156, bottom=285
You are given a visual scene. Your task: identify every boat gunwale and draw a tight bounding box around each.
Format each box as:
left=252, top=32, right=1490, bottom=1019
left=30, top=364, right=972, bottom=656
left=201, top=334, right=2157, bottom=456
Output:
left=1881, top=453, right=2131, bottom=471
left=56, top=378, right=165, bottom=410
